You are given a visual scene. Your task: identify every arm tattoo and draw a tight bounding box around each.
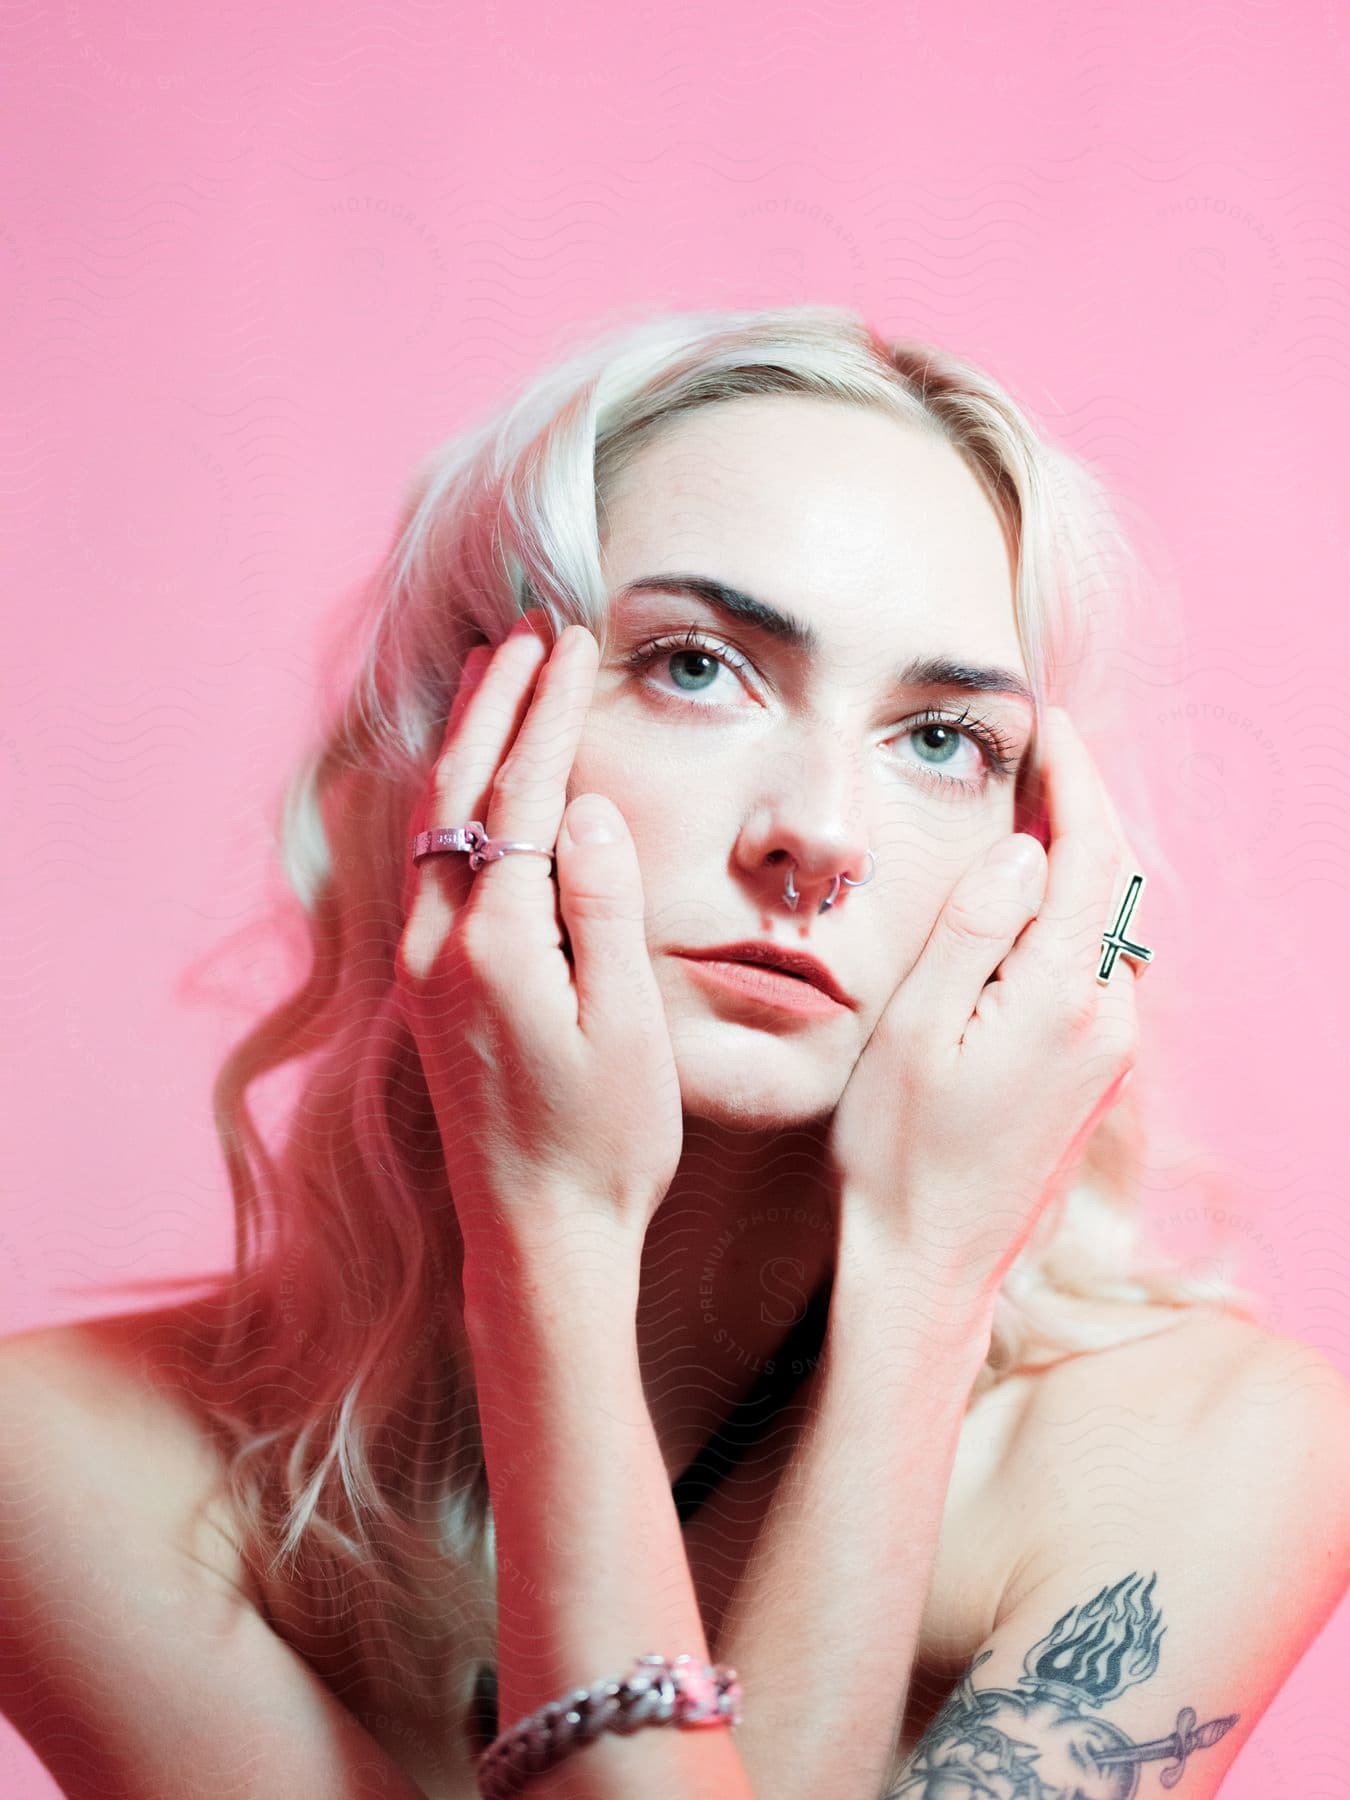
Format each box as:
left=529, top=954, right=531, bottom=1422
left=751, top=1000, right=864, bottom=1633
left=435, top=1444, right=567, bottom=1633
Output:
left=881, top=1570, right=1239, bottom=1797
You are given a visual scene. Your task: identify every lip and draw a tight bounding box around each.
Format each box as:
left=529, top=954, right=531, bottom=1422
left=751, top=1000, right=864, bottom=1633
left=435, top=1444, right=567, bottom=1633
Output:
left=673, top=941, right=858, bottom=1011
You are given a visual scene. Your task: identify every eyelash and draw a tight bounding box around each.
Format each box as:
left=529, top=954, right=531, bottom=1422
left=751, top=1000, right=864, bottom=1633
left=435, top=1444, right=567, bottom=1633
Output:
left=622, top=627, right=1020, bottom=794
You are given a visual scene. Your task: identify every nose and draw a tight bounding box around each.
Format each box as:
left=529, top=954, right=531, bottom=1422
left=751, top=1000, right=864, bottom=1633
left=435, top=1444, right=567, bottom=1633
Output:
left=737, top=730, right=874, bottom=918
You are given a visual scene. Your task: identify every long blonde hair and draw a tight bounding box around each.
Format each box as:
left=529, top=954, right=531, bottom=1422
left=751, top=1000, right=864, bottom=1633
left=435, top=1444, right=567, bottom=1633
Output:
left=156, top=305, right=1264, bottom=1739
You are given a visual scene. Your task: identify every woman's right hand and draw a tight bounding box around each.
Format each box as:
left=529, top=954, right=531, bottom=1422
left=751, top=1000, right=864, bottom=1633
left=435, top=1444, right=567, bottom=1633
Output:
left=394, top=609, right=685, bottom=1284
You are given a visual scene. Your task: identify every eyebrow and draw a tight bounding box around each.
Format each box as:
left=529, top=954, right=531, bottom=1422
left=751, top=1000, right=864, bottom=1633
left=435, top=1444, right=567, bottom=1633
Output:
left=616, top=574, right=1036, bottom=708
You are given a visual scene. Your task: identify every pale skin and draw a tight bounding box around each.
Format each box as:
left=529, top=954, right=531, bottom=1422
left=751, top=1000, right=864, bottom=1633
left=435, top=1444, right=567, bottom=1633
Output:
left=4, top=397, right=1350, bottom=1800
left=406, top=399, right=1141, bottom=1472
left=396, top=394, right=1145, bottom=1799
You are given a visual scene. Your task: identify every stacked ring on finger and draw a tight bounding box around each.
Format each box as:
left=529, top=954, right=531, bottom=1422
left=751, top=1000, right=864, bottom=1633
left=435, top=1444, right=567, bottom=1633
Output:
left=410, top=822, right=555, bottom=872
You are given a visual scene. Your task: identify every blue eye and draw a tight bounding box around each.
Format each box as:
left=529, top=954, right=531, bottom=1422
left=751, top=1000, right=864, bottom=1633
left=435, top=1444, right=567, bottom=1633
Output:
left=908, top=720, right=979, bottom=779
left=622, top=627, right=1019, bottom=796
left=900, top=709, right=1020, bottom=790
left=665, top=646, right=725, bottom=693
left=625, top=627, right=754, bottom=700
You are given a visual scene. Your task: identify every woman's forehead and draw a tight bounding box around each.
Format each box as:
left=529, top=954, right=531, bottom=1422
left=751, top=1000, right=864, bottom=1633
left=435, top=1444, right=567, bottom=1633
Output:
left=600, top=399, right=1023, bottom=672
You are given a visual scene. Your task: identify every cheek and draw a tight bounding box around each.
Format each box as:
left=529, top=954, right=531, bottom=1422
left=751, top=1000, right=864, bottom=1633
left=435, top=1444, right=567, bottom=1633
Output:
left=567, top=716, right=679, bottom=845
left=566, top=713, right=746, bottom=927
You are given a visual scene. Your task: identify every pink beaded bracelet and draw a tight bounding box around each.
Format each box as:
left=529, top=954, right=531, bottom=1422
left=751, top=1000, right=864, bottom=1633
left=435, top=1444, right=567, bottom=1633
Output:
left=475, top=1652, right=743, bottom=1800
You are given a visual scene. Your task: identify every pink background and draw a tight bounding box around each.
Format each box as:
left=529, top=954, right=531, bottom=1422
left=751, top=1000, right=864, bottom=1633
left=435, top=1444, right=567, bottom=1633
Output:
left=3, top=4, right=1348, bottom=1794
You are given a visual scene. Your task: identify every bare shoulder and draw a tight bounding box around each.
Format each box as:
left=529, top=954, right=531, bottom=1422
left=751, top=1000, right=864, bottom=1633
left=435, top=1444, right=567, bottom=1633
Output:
left=994, top=1299, right=1350, bottom=1611
left=1016, top=1300, right=1345, bottom=1421
left=0, top=1296, right=258, bottom=1606
left=0, top=1307, right=448, bottom=1799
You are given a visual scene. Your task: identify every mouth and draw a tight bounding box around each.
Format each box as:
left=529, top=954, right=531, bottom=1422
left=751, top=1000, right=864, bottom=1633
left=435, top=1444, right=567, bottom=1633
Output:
left=672, top=942, right=857, bottom=1011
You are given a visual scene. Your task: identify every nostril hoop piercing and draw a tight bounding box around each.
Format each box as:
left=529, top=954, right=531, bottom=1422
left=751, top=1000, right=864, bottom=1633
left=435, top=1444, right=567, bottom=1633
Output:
left=784, top=850, right=877, bottom=915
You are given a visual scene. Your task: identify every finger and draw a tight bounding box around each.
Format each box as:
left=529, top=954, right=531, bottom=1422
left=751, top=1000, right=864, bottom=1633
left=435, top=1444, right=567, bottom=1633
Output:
left=406, top=643, right=496, bottom=886
left=553, top=791, right=667, bottom=1046
left=1096, top=869, right=1151, bottom=1059
left=417, top=610, right=552, bottom=906
left=894, top=832, right=1048, bottom=1046
left=433, top=608, right=552, bottom=826
left=996, top=706, right=1128, bottom=1009
left=1066, top=739, right=1152, bottom=1003
left=445, top=641, right=493, bottom=736
left=471, top=623, right=601, bottom=931
left=399, top=612, right=551, bottom=980
left=1094, top=781, right=1153, bottom=986
left=1002, top=711, right=1143, bottom=1077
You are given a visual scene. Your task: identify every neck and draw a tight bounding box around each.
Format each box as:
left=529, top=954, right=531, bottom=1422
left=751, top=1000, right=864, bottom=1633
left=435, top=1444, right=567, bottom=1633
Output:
left=635, top=1116, right=840, bottom=1488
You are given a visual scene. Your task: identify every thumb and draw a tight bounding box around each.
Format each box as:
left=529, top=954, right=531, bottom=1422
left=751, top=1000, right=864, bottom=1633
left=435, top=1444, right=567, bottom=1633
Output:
left=555, top=793, right=661, bottom=1039
left=903, top=833, right=1047, bottom=1044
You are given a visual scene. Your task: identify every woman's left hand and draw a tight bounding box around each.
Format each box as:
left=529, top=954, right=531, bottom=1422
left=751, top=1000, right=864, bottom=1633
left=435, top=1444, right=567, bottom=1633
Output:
left=825, top=704, right=1146, bottom=1302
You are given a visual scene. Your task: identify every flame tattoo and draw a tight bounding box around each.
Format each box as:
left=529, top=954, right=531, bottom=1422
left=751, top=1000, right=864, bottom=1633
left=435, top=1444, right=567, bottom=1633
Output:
left=882, top=1570, right=1238, bottom=1799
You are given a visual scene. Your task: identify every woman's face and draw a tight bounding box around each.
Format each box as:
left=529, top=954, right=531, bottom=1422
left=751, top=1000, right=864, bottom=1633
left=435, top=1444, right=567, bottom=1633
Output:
left=568, top=393, right=1038, bottom=1129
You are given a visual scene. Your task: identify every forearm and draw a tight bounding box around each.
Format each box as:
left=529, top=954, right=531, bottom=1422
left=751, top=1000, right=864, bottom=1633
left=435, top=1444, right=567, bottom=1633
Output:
left=462, top=1230, right=757, bottom=1800
left=714, top=1210, right=996, bottom=1800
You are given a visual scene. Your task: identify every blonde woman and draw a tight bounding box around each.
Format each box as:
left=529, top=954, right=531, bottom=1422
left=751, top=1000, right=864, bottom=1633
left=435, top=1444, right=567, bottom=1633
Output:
left=3, top=306, right=1348, bottom=1800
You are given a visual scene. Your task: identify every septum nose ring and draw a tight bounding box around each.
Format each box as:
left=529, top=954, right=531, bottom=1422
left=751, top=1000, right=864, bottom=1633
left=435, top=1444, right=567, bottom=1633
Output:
left=784, top=851, right=877, bottom=915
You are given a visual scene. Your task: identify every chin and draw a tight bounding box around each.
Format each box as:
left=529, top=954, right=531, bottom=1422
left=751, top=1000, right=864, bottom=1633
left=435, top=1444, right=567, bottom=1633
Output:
left=666, top=1017, right=845, bottom=1132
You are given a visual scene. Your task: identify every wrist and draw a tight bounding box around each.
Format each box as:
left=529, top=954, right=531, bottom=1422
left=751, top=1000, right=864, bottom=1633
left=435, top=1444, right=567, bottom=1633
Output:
left=460, top=1215, right=643, bottom=1346
left=831, top=1207, right=999, bottom=1357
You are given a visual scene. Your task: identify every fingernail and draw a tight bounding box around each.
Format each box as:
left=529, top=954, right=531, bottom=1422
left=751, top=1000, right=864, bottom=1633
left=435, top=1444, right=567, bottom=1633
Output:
left=986, top=835, right=1040, bottom=878
left=566, top=795, right=618, bottom=844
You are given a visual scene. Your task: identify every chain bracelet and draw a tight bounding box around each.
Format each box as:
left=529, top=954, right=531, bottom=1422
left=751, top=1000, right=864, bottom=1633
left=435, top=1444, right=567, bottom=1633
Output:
left=476, top=1652, right=743, bottom=1800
